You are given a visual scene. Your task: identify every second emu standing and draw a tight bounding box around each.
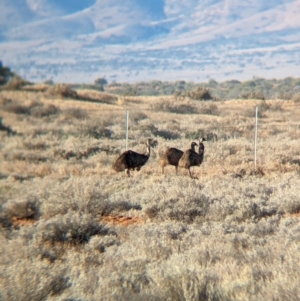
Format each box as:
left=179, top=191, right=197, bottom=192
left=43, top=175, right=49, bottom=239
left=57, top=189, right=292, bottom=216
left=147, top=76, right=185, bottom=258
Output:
left=160, top=142, right=198, bottom=174
left=179, top=138, right=206, bottom=179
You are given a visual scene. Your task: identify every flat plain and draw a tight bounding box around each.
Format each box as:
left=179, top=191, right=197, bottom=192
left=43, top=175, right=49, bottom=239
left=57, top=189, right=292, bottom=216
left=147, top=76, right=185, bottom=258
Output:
left=0, top=88, right=300, bottom=301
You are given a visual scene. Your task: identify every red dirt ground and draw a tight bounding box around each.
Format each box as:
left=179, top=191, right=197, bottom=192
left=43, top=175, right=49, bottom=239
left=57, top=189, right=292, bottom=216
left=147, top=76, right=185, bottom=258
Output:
left=283, top=212, right=300, bottom=219
left=101, top=215, right=144, bottom=226
left=11, top=216, right=38, bottom=228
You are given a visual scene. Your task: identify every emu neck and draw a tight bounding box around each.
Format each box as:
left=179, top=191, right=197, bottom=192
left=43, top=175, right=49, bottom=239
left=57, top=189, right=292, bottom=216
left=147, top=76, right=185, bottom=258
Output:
left=145, top=144, right=151, bottom=157
left=198, top=143, right=204, bottom=155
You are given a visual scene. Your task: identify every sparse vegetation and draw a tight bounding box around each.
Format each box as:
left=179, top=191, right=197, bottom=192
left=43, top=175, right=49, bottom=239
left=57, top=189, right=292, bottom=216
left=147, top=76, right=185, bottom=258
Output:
left=0, top=83, right=300, bottom=301
left=45, top=84, right=79, bottom=99
left=102, top=76, right=300, bottom=102
left=151, top=98, right=199, bottom=114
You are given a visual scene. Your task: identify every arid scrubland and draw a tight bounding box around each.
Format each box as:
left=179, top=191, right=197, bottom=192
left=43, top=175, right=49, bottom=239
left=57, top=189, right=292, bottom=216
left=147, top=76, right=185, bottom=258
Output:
left=0, top=87, right=300, bottom=301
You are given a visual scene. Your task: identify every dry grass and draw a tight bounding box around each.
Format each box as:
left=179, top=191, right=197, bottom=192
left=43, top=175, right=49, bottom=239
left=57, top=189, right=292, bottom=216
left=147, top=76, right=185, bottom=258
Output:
left=1, top=90, right=300, bottom=300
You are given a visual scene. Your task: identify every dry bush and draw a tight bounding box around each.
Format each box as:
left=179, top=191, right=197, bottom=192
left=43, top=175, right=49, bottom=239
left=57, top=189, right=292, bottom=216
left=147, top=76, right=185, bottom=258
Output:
left=0, top=94, right=12, bottom=105
left=185, top=129, right=206, bottom=140
left=30, top=104, right=60, bottom=118
left=53, top=145, right=113, bottom=160
left=243, top=101, right=269, bottom=118
left=140, top=123, right=181, bottom=140
left=21, top=83, right=49, bottom=92
left=38, top=212, right=111, bottom=245
left=4, top=152, right=48, bottom=163
left=292, top=93, right=300, bottom=103
left=23, top=141, right=49, bottom=151
left=280, top=197, right=300, bottom=214
left=1, top=262, right=70, bottom=301
left=1, top=75, right=31, bottom=90
left=130, top=111, right=148, bottom=123
left=175, top=87, right=213, bottom=101
left=45, top=84, right=79, bottom=99
left=187, top=87, right=213, bottom=100
left=79, top=124, right=114, bottom=139
left=199, top=103, right=220, bottom=115
left=3, top=102, right=32, bottom=115
left=151, top=98, right=198, bottom=114
left=3, top=101, right=60, bottom=118
left=1, top=91, right=300, bottom=300
left=241, top=91, right=265, bottom=100
left=63, top=107, right=88, bottom=120
left=76, top=89, right=118, bottom=103
left=167, top=195, right=210, bottom=223
left=0, top=198, right=40, bottom=228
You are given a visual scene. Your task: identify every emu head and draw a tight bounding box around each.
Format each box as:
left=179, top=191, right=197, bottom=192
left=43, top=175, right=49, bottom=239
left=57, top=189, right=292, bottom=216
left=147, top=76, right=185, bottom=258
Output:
left=191, top=141, right=198, bottom=150
left=146, top=138, right=158, bottom=148
left=199, top=137, right=207, bottom=143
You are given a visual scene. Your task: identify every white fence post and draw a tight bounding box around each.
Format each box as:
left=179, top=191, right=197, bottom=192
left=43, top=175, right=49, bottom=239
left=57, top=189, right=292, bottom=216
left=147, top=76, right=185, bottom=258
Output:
left=125, top=110, right=129, bottom=150
left=254, top=106, right=258, bottom=170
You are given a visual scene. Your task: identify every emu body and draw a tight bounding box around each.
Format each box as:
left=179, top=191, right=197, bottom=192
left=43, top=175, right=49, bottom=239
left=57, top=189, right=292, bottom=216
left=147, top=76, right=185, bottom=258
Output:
left=179, top=138, right=206, bottom=179
left=113, top=138, right=155, bottom=177
left=160, top=142, right=197, bottom=174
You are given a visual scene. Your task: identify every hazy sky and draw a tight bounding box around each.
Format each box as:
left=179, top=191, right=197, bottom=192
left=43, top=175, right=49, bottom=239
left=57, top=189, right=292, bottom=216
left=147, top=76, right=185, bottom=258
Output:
left=1, top=0, right=300, bottom=83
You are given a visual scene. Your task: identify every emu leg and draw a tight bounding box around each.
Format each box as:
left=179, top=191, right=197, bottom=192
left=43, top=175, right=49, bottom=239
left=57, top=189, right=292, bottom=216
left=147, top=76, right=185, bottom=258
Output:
left=188, top=168, right=198, bottom=179
left=175, top=165, right=178, bottom=175
left=126, top=169, right=131, bottom=177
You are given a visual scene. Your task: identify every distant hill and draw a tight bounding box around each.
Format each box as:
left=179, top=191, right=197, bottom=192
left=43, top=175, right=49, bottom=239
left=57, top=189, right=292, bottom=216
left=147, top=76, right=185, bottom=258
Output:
left=1, top=0, right=300, bottom=83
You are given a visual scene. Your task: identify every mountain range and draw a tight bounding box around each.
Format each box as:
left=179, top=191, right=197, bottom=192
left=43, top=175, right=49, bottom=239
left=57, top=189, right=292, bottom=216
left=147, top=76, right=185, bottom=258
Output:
left=1, top=0, right=300, bottom=84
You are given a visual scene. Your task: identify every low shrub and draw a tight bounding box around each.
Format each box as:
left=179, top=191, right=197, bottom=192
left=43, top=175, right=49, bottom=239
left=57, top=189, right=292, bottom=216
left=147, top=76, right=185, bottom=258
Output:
left=151, top=99, right=198, bottom=114
left=45, top=84, right=79, bottom=99
left=185, top=129, right=206, bottom=140
left=79, top=125, right=114, bottom=139
left=186, top=87, right=213, bottom=100
left=1, top=75, right=31, bottom=90
left=63, top=107, right=88, bottom=120
left=30, top=104, right=60, bottom=118
left=241, top=91, right=265, bottom=100
left=199, top=103, right=220, bottom=115
left=3, top=101, right=60, bottom=117
left=0, top=198, right=41, bottom=228
left=130, top=111, right=148, bottom=123
left=38, top=212, right=111, bottom=245
left=4, top=103, right=31, bottom=115
left=292, top=93, right=300, bottom=103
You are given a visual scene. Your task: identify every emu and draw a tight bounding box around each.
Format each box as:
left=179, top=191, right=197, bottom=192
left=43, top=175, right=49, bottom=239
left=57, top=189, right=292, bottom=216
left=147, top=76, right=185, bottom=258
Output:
left=178, top=138, right=206, bottom=179
left=113, top=138, right=156, bottom=177
left=160, top=142, right=197, bottom=175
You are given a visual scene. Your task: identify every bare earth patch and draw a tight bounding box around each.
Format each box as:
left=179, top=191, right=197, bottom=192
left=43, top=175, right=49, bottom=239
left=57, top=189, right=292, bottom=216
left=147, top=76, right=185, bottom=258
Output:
left=283, top=212, right=300, bottom=219
left=101, top=215, right=144, bottom=226
left=11, top=216, right=38, bottom=229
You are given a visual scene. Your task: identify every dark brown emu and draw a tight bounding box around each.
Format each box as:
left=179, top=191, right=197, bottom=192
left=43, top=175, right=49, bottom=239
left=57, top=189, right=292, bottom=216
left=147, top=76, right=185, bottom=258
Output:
left=160, top=142, right=198, bottom=174
left=113, top=138, right=156, bottom=177
left=179, top=138, right=206, bottom=179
